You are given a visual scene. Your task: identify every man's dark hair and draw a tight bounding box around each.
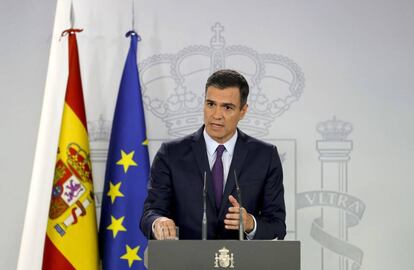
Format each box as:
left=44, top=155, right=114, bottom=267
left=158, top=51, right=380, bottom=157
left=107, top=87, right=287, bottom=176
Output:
left=205, top=69, right=249, bottom=108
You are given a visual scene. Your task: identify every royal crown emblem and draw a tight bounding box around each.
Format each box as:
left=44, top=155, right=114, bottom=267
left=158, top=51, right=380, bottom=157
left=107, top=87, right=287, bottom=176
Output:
left=214, top=246, right=235, bottom=269
left=66, top=143, right=93, bottom=183
left=139, top=22, right=305, bottom=137
left=316, top=116, right=353, bottom=141
left=88, top=115, right=112, bottom=142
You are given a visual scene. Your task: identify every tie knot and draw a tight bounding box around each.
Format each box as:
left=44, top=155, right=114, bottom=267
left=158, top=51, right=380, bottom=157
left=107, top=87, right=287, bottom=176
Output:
left=216, top=145, right=225, bottom=158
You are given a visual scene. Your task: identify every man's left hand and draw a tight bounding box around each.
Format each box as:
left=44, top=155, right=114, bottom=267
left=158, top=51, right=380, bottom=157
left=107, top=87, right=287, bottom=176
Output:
left=224, top=195, right=254, bottom=233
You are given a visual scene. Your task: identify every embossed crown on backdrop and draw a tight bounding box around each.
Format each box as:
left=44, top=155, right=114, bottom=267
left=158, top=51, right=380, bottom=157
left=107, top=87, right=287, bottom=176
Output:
left=139, top=23, right=305, bottom=137
left=317, top=116, right=353, bottom=141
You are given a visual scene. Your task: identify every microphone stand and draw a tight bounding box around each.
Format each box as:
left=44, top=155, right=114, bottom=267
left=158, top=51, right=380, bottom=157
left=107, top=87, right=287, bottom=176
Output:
left=234, top=170, right=244, bottom=240
left=202, top=171, right=207, bottom=240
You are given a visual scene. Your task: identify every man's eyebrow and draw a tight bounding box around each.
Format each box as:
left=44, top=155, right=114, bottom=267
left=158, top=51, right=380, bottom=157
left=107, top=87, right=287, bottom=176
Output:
left=205, top=99, right=236, bottom=108
left=221, top=102, right=236, bottom=108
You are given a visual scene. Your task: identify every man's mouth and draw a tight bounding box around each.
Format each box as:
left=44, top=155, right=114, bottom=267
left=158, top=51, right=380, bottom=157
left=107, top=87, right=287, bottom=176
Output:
left=210, top=123, right=224, bottom=129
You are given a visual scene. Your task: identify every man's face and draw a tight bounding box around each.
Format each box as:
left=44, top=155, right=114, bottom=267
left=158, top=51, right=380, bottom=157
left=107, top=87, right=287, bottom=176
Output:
left=204, top=86, right=248, bottom=143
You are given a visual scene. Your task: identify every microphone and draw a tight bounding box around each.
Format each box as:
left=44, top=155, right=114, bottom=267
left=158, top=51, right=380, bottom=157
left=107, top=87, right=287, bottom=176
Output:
left=233, top=170, right=244, bottom=240
left=202, top=171, right=207, bottom=240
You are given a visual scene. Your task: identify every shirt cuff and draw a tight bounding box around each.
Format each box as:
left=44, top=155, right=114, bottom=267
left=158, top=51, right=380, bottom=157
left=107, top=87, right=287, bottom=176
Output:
left=245, top=214, right=257, bottom=240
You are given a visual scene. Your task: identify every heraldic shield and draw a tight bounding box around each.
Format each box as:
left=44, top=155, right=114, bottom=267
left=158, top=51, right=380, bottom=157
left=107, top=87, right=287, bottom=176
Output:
left=49, top=143, right=94, bottom=234
left=214, top=247, right=235, bottom=269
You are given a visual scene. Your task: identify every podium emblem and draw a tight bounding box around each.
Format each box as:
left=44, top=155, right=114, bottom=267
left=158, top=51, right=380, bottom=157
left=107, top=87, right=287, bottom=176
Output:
left=214, top=247, right=234, bottom=268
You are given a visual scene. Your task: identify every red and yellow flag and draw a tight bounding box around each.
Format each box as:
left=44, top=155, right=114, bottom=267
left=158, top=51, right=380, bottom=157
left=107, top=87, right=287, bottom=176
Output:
left=42, top=29, right=99, bottom=270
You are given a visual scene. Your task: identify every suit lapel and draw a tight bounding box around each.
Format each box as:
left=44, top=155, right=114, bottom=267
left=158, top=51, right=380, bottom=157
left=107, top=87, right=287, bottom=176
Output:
left=191, top=127, right=217, bottom=214
left=218, top=130, right=248, bottom=218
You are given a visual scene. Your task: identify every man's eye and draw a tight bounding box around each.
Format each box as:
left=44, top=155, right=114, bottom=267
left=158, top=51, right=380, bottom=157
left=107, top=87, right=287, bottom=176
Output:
left=224, top=106, right=233, bottom=110
left=206, top=102, right=214, bottom=107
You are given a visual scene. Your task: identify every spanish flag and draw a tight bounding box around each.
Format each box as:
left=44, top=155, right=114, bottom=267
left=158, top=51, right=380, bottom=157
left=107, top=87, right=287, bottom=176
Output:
left=42, top=29, right=99, bottom=270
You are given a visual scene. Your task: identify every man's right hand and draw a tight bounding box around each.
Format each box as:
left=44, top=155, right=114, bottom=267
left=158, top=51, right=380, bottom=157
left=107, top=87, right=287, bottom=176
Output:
left=153, top=217, right=177, bottom=240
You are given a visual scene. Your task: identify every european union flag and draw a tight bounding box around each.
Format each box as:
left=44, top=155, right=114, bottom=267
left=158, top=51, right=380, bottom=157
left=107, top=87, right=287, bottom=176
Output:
left=99, top=31, right=149, bottom=270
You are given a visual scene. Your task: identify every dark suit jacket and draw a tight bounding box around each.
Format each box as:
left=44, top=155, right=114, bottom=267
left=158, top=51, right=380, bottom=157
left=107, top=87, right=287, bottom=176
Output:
left=140, top=126, right=286, bottom=240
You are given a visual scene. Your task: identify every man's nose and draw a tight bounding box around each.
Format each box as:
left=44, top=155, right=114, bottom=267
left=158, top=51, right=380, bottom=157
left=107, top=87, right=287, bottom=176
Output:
left=212, top=106, right=223, bottom=119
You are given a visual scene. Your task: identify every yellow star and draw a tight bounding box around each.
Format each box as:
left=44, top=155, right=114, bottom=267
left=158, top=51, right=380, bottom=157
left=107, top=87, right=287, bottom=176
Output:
left=107, top=216, right=127, bottom=238
left=107, top=181, right=124, bottom=204
left=120, top=245, right=142, bottom=267
left=116, top=150, right=137, bottom=173
left=142, top=139, right=148, bottom=146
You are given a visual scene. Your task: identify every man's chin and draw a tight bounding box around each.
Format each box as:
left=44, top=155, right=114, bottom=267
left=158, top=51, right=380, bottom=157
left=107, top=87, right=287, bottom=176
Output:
left=206, top=128, right=225, bottom=141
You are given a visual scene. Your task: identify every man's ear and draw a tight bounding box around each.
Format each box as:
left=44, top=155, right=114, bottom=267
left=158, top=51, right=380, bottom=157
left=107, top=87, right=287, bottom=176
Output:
left=240, top=104, right=248, bottom=119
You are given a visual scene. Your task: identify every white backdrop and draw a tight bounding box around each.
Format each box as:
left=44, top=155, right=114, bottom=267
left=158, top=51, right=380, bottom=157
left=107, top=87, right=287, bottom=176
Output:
left=1, top=0, right=414, bottom=269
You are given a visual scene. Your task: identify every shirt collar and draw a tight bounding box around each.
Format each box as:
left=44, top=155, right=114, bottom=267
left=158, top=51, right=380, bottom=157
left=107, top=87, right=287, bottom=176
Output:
left=203, top=128, right=238, bottom=157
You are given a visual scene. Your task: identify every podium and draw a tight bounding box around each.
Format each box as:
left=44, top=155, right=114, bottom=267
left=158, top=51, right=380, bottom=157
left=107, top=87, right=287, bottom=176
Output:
left=148, top=240, right=300, bottom=270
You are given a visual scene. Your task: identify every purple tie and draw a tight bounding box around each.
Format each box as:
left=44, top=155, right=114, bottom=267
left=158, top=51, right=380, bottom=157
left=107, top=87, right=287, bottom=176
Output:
left=212, top=145, right=225, bottom=208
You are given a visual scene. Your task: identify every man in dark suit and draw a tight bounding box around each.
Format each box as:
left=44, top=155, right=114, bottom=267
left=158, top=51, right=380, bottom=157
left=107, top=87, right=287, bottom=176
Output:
left=141, top=69, right=286, bottom=240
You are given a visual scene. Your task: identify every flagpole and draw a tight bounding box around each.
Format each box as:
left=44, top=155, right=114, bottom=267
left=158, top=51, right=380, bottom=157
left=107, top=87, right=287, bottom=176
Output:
left=70, top=0, right=74, bottom=29
left=17, top=1, right=71, bottom=269
left=131, top=0, right=135, bottom=31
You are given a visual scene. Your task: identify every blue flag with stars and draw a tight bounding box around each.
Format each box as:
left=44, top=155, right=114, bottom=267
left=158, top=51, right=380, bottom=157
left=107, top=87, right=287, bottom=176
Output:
left=99, top=31, right=149, bottom=270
